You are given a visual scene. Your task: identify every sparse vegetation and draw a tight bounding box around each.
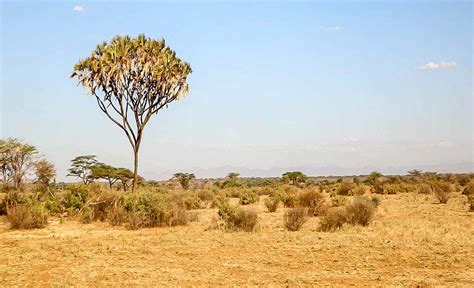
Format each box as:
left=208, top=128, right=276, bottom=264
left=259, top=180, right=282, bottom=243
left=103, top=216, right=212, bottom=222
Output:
left=6, top=203, right=49, bottom=229
left=284, top=207, right=308, bottom=231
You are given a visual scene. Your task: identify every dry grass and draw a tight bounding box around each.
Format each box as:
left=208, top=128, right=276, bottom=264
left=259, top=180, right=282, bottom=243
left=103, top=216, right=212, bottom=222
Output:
left=0, top=193, right=473, bottom=286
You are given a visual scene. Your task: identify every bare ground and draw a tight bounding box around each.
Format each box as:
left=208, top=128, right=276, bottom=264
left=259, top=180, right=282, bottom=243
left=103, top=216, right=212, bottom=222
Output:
left=1, top=193, right=473, bottom=286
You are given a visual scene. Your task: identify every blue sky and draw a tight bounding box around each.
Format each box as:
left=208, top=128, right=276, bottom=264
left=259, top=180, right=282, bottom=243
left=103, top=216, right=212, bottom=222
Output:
left=1, top=1, right=472, bottom=180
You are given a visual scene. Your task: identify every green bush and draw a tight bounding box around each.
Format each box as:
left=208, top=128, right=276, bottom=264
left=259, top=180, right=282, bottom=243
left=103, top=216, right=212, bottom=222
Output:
left=217, top=202, right=258, bottom=232
left=298, top=188, right=327, bottom=216
left=7, top=203, right=49, bottom=229
left=273, top=187, right=298, bottom=208
left=122, top=190, right=188, bottom=229
left=62, top=185, right=89, bottom=210
left=183, top=195, right=205, bottom=210
left=239, top=190, right=259, bottom=205
left=284, top=207, right=307, bottom=231
left=44, top=198, right=62, bottom=213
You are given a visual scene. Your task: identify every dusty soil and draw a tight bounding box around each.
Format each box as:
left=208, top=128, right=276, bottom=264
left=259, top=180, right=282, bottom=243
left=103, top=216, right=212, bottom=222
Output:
left=1, top=193, right=473, bottom=286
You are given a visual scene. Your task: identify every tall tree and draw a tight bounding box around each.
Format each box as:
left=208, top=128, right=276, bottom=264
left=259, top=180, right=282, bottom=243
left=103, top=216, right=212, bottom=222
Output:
left=35, top=159, right=56, bottom=188
left=0, top=138, right=38, bottom=189
left=173, top=172, right=195, bottom=190
left=67, top=155, right=99, bottom=185
left=71, top=34, right=192, bottom=193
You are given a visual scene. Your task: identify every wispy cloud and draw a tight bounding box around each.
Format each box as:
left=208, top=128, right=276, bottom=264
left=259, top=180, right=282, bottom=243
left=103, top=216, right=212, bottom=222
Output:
left=73, top=5, right=84, bottom=13
left=417, top=60, right=456, bottom=71
left=322, top=26, right=341, bottom=32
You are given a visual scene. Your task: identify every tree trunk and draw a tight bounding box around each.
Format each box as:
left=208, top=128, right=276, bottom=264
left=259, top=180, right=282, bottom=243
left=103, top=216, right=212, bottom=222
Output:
left=132, top=147, right=139, bottom=193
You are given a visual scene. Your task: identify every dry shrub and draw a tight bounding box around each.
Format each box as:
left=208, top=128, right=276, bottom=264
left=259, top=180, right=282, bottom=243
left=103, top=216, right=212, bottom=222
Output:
left=197, top=189, right=215, bottom=203
left=350, top=184, right=366, bottom=196
left=187, top=211, right=199, bottom=222
left=330, top=194, right=347, bottom=207
left=467, top=194, right=474, bottom=211
left=274, top=186, right=299, bottom=208
left=462, top=181, right=474, bottom=196
left=284, top=207, right=308, bottom=231
left=432, top=182, right=451, bottom=204
left=264, top=197, right=279, bottom=212
left=239, top=190, right=259, bottom=205
left=320, top=197, right=376, bottom=232
left=319, top=207, right=347, bottom=232
left=122, top=190, right=189, bottom=230
left=418, top=184, right=432, bottom=194
left=107, top=206, right=126, bottom=226
left=345, top=198, right=376, bottom=226
left=298, top=188, right=327, bottom=216
left=337, top=182, right=354, bottom=196
left=7, top=203, right=49, bottom=229
left=218, top=202, right=258, bottom=232
left=0, top=200, right=6, bottom=216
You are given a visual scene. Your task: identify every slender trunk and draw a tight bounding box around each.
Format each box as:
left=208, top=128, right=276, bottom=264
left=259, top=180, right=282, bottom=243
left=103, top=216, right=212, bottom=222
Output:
left=132, top=147, right=139, bottom=193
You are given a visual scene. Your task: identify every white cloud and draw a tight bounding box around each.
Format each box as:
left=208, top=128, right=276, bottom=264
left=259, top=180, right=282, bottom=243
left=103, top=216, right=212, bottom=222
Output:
left=417, top=60, right=456, bottom=71
left=73, top=5, right=84, bottom=13
left=322, top=26, right=341, bottom=32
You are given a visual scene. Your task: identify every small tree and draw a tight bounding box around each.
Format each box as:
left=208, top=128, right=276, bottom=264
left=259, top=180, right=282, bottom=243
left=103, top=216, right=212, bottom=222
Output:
left=71, top=34, right=192, bottom=193
left=367, top=171, right=382, bottom=185
left=35, top=159, right=56, bottom=188
left=67, top=155, right=99, bottom=185
left=227, top=172, right=240, bottom=180
left=0, top=138, right=38, bottom=189
left=173, top=172, right=195, bottom=190
left=90, top=164, right=120, bottom=188
left=282, top=171, right=307, bottom=186
left=115, top=168, right=135, bottom=191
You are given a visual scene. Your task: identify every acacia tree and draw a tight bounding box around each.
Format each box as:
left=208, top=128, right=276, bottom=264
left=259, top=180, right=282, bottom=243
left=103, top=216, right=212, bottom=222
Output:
left=173, top=172, right=195, bottom=190
left=282, top=171, right=307, bottom=186
left=0, top=138, right=38, bottom=189
left=68, top=155, right=99, bottom=185
left=71, top=35, right=192, bottom=193
left=90, top=164, right=120, bottom=188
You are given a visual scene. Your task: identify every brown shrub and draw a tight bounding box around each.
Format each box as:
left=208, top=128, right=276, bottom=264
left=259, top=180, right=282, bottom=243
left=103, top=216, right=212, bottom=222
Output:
left=298, top=188, right=327, bottom=216
left=7, top=204, right=49, bottom=229
left=337, top=182, right=354, bottom=196
left=284, top=207, right=308, bottom=231
left=264, top=197, right=279, bottom=212
left=345, top=198, right=376, bottom=226
left=107, top=206, right=126, bottom=226
left=432, top=182, right=451, bottom=204
left=319, top=207, right=347, bottom=232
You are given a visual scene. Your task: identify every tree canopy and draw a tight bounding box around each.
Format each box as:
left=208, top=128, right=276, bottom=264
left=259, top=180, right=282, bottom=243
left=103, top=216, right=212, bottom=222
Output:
left=282, top=171, right=307, bottom=186
left=173, top=172, right=195, bottom=190
left=71, top=34, right=192, bottom=193
left=0, top=138, right=38, bottom=189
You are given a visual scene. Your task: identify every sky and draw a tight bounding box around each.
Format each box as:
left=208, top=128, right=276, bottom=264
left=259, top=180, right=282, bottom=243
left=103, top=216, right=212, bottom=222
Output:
left=1, top=1, right=473, bottom=181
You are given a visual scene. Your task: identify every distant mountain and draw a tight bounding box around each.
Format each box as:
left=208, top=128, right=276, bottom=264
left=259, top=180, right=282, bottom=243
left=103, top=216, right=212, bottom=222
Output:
left=142, top=162, right=474, bottom=180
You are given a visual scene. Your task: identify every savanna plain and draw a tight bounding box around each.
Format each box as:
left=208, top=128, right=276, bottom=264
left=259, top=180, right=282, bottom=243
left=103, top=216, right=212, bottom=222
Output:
left=1, top=174, right=473, bottom=286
